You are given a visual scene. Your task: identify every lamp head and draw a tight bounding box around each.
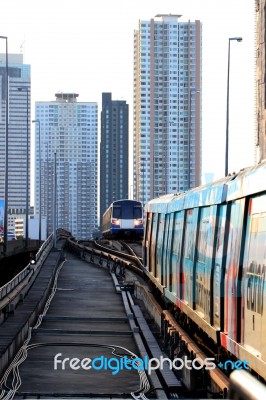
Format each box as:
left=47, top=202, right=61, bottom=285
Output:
left=229, top=37, right=243, bottom=42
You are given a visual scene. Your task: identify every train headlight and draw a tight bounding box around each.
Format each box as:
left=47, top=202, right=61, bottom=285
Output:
left=134, top=219, right=143, bottom=226
left=111, top=219, right=120, bottom=226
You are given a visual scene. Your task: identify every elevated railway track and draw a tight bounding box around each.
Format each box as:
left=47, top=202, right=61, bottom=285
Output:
left=0, top=231, right=265, bottom=399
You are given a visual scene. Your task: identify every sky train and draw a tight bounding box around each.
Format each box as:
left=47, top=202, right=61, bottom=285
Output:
left=143, top=160, right=266, bottom=381
left=102, top=199, right=144, bottom=239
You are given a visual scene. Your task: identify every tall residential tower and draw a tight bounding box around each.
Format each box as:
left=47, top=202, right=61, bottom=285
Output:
left=100, top=93, right=129, bottom=222
left=35, top=93, right=98, bottom=240
left=133, top=15, right=202, bottom=204
left=0, top=54, right=31, bottom=230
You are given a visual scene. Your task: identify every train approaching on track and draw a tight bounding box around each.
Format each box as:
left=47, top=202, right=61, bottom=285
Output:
left=102, top=199, right=144, bottom=239
left=144, top=160, right=266, bottom=381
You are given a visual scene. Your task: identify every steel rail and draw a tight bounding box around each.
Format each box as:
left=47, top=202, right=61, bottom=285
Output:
left=94, top=240, right=144, bottom=270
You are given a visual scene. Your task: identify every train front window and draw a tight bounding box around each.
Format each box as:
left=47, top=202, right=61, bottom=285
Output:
left=113, top=206, right=121, bottom=219
left=133, top=206, right=142, bottom=219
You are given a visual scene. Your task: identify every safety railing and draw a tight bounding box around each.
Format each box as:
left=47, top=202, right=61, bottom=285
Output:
left=0, top=233, right=54, bottom=308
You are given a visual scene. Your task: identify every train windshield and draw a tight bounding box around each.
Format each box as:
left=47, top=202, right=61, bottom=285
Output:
left=112, top=202, right=142, bottom=219
left=133, top=206, right=142, bottom=219
left=113, top=206, right=121, bottom=219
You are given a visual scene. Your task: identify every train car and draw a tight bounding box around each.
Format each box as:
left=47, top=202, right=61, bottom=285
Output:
left=144, top=160, right=266, bottom=381
left=102, top=199, right=144, bottom=239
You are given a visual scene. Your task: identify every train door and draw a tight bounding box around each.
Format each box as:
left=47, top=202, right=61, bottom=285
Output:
left=150, top=213, right=158, bottom=277
left=144, top=212, right=152, bottom=268
left=170, top=210, right=185, bottom=306
left=162, top=213, right=171, bottom=287
left=242, top=194, right=266, bottom=360
left=156, top=214, right=165, bottom=283
left=165, top=213, right=174, bottom=290
left=195, top=205, right=217, bottom=323
left=222, top=198, right=245, bottom=354
left=212, top=204, right=228, bottom=330
left=182, top=208, right=199, bottom=308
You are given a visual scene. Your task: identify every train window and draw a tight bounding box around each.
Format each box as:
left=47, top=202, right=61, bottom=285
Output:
left=184, top=209, right=198, bottom=262
left=113, top=206, right=121, bottom=219
left=133, top=206, right=142, bottom=219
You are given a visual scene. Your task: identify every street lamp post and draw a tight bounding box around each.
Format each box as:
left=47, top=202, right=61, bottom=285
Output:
left=188, top=88, right=200, bottom=189
left=0, top=36, right=8, bottom=255
left=225, top=37, right=242, bottom=176
left=142, top=162, right=144, bottom=205
left=32, top=120, right=41, bottom=245
left=53, top=151, right=57, bottom=248
left=18, top=87, right=30, bottom=248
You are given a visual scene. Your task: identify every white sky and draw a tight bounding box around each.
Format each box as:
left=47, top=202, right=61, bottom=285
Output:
left=1, top=0, right=255, bottom=200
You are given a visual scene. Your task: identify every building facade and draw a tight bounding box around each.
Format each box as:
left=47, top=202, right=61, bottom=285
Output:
left=133, top=15, right=202, bottom=204
left=100, top=93, right=129, bottom=223
left=35, top=93, right=98, bottom=240
left=0, top=54, right=31, bottom=231
left=255, top=0, right=266, bottom=161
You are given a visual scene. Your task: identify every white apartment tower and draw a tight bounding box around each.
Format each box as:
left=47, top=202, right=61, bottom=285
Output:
left=134, top=15, right=202, bottom=204
left=35, top=93, right=98, bottom=240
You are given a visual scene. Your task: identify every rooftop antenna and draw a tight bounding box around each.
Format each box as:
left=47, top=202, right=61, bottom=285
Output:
left=20, top=40, right=25, bottom=54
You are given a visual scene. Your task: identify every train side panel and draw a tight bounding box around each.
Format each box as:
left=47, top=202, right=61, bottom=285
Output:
left=242, top=194, right=266, bottom=360
left=102, top=206, right=112, bottom=237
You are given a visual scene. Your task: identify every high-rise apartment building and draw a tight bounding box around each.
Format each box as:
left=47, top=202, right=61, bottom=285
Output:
left=0, top=54, right=31, bottom=220
left=133, top=15, right=202, bottom=204
left=35, top=93, right=98, bottom=240
left=100, top=93, right=129, bottom=222
left=255, top=0, right=266, bottom=161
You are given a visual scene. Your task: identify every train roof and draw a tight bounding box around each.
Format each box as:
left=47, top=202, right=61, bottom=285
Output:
left=145, top=160, right=266, bottom=214
left=146, top=175, right=232, bottom=213
left=111, top=199, right=142, bottom=206
left=226, top=159, right=266, bottom=200
left=103, top=199, right=143, bottom=217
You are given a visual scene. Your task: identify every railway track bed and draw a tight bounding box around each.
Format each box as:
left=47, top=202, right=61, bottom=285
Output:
left=2, top=250, right=181, bottom=399
left=3, top=234, right=265, bottom=399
